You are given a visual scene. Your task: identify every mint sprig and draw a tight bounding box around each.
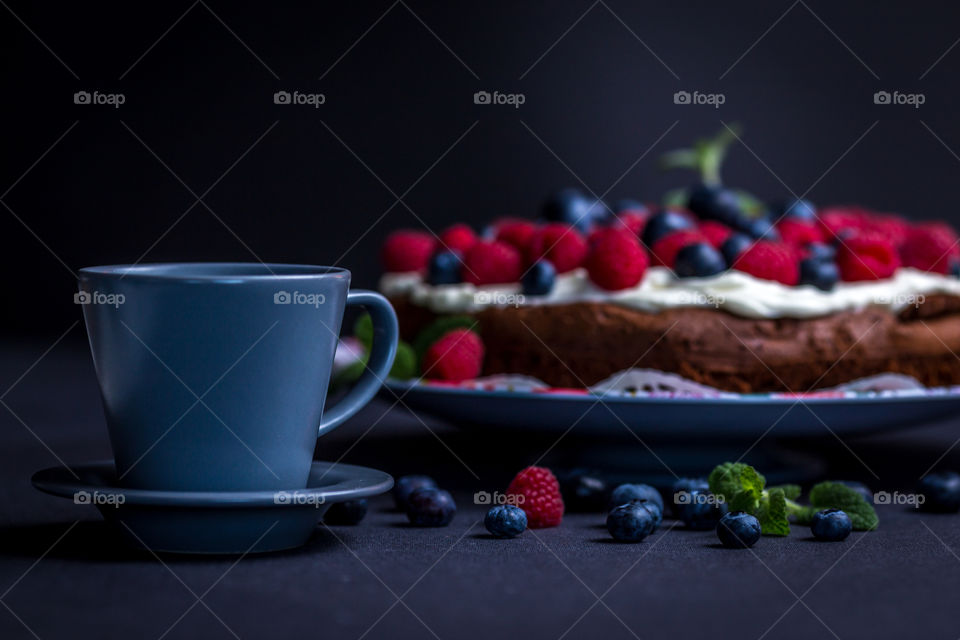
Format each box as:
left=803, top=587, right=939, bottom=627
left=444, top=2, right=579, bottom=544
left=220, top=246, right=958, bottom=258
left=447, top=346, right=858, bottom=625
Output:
left=659, top=124, right=742, bottom=185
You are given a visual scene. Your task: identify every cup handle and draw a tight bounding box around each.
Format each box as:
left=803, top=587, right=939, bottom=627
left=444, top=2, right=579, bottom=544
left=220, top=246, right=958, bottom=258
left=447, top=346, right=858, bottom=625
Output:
left=317, top=290, right=399, bottom=438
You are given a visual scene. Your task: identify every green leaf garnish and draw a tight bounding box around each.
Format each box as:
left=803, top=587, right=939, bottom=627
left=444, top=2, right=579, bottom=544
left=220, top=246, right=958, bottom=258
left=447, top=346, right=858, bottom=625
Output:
left=708, top=462, right=766, bottom=513
left=659, top=124, right=742, bottom=185
left=757, top=487, right=791, bottom=536
left=768, top=484, right=802, bottom=501
left=805, top=482, right=879, bottom=531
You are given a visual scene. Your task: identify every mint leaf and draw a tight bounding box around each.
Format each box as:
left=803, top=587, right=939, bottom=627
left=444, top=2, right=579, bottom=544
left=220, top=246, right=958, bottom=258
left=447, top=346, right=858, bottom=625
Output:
left=758, top=488, right=791, bottom=536
left=709, top=462, right=766, bottom=513
left=354, top=313, right=374, bottom=349
left=768, top=484, right=802, bottom=501
left=389, top=341, right=417, bottom=380
left=808, top=482, right=878, bottom=531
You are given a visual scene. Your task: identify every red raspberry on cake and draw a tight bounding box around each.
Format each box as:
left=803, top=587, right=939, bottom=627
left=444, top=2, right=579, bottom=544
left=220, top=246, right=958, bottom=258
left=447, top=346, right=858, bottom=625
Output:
left=439, top=224, right=477, bottom=253
left=611, top=212, right=648, bottom=237
left=732, top=241, right=799, bottom=286
left=818, top=206, right=869, bottom=239
left=527, top=223, right=588, bottom=273
left=836, top=233, right=901, bottom=281
left=698, top=221, right=733, bottom=248
left=462, top=240, right=523, bottom=285
left=381, top=230, right=437, bottom=272
left=776, top=219, right=824, bottom=247
left=900, top=223, right=960, bottom=274
left=586, top=227, right=650, bottom=290
left=494, top=219, right=537, bottom=252
left=505, top=466, right=564, bottom=528
left=865, top=214, right=911, bottom=248
left=421, top=328, right=484, bottom=382
left=651, top=230, right=706, bottom=268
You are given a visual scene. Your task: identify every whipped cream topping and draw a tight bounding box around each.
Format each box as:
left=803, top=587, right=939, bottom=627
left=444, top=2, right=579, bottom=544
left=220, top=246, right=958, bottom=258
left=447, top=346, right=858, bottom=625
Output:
left=379, top=267, right=960, bottom=319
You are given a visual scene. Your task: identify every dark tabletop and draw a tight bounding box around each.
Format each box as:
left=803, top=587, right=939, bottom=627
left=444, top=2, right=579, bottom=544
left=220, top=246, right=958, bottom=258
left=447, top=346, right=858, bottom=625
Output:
left=2, top=338, right=960, bottom=640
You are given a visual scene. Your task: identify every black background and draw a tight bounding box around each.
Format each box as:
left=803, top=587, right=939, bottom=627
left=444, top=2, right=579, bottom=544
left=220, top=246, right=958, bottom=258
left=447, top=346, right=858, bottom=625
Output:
left=4, top=0, right=960, bottom=335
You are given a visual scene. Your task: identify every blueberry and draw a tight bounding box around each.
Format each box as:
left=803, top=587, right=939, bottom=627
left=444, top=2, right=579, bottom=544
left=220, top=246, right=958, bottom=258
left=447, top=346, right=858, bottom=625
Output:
left=608, top=483, right=664, bottom=513
left=541, top=188, right=596, bottom=233
left=633, top=498, right=663, bottom=527
left=426, top=251, right=462, bottom=285
left=918, top=471, right=960, bottom=513
left=406, top=487, right=456, bottom=526
left=687, top=184, right=746, bottom=228
left=720, top=233, right=753, bottom=265
left=641, top=210, right=694, bottom=247
left=806, top=242, right=836, bottom=262
left=670, top=477, right=708, bottom=517
left=799, top=258, right=839, bottom=291
left=771, top=199, right=816, bottom=222
left=743, top=216, right=781, bottom=241
left=393, top=475, right=437, bottom=510
left=484, top=504, right=527, bottom=538
left=836, top=480, right=873, bottom=503
left=606, top=502, right=656, bottom=542
left=585, top=199, right=613, bottom=226
left=675, top=242, right=727, bottom=278
left=522, top=260, right=557, bottom=296
left=810, top=508, right=852, bottom=541
left=559, top=471, right=608, bottom=512
left=324, top=499, right=368, bottom=525
left=717, top=511, right=762, bottom=548
left=677, top=490, right=728, bottom=530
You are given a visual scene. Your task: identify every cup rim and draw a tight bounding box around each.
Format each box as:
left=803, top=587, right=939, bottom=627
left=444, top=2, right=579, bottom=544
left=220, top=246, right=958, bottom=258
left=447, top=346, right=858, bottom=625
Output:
left=79, top=262, right=350, bottom=282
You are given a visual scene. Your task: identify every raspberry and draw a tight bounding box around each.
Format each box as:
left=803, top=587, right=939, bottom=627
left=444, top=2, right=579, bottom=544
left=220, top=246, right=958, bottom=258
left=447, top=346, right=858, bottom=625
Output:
left=585, top=227, right=650, bottom=290
left=818, top=206, right=870, bottom=239
left=610, top=212, right=648, bottom=237
left=733, top=241, right=799, bottom=285
left=650, top=230, right=706, bottom=268
left=865, top=214, right=911, bottom=248
left=836, top=233, right=900, bottom=281
left=698, top=221, right=733, bottom=248
left=462, top=240, right=523, bottom=285
left=421, top=328, right=484, bottom=382
left=494, top=219, right=537, bottom=252
left=900, top=223, right=960, bottom=274
left=381, top=230, right=436, bottom=272
left=505, top=466, right=564, bottom=528
left=439, top=224, right=477, bottom=253
left=776, top=219, right=824, bottom=247
left=527, top=223, right=588, bottom=273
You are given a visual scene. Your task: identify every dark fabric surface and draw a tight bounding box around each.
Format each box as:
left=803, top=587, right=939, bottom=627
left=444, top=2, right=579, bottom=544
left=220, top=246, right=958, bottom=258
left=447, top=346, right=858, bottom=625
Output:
left=3, top=339, right=960, bottom=640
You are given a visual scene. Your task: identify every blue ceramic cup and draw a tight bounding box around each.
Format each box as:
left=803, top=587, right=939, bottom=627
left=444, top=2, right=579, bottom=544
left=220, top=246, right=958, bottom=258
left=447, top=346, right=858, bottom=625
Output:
left=77, top=263, right=398, bottom=492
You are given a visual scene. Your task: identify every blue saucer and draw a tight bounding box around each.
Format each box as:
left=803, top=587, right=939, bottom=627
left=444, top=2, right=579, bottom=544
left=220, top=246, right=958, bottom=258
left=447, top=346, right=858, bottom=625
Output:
left=32, top=461, right=393, bottom=554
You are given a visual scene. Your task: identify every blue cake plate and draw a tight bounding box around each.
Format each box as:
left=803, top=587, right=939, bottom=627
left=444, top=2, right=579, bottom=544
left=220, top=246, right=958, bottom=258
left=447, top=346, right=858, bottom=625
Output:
left=32, top=461, right=393, bottom=555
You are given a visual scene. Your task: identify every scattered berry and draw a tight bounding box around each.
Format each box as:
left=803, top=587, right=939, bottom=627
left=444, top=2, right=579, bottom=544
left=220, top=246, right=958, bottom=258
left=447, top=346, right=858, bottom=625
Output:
left=381, top=230, right=436, bottom=272
left=394, top=475, right=437, bottom=510
left=522, top=260, right=557, bottom=296
left=324, top=499, right=368, bottom=525
left=698, top=221, right=733, bottom=248
left=732, top=241, right=799, bottom=285
left=777, top=219, right=824, bottom=247
left=810, top=508, right=852, bottom=541
left=439, top=224, right=477, bottom=254
left=918, top=471, right=960, bottom=513
left=407, top=487, right=456, bottom=527
left=717, top=511, right=762, bottom=548
left=506, top=466, right=564, bottom=528
left=836, top=233, right=900, bottom=281
left=675, top=242, right=727, bottom=278
left=421, top=328, right=484, bottom=382
left=527, top=223, right=588, bottom=273
left=586, top=228, right=650, bottom=290
left=494, top=219, right=537, bottom=252
left=900, top=223, right=960, bottom=274
left=606, top=502, right=656, bottom=542
left=559, top=471, right=608, bottom=512
left=541, top=188, right=596, bottom=233
left=677, top=490, right=728, bottom=530
left=651, top=230, right=706, bottom=268
left=642, top=209, right=695, bottom=247
left=484, top=504, right=527, bottom=538
left=426, top=251, right=463, bottom=285
left=720, top=233, right=754, bottom=264
left=799, top=258, right=839, bottom=291
left=608, top=483, right=664, bottom=513
left=462, top=240, right=523, bottom=285
left=671, top=478, right=709, bottom=517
